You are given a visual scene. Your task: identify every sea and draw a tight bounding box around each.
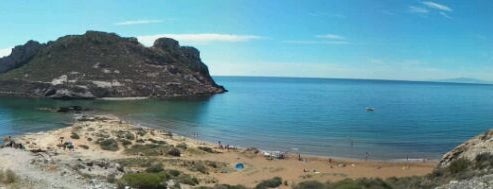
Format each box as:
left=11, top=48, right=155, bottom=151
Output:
left=1, top=76, right=493, bottom=160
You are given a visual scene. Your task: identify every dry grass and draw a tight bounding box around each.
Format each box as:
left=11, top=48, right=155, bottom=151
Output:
left=0, top=169, right=18, bottom=185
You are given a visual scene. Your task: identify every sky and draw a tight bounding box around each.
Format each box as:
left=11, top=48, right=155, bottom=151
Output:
left=0, top=0, right=493, bottom=81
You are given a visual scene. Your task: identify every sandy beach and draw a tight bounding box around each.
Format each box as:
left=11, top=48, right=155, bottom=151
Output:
left=0, top=114, right=436, bottom=188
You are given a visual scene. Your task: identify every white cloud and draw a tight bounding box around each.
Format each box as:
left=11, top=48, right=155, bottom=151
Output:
left=283, top=40, right=349, bottom=45
left=316, top=34, right=346, bottom=41
left=422, top=1, right=452, bottom=12
left=409, top=6, right=429, bottom=14
left=440, top=12, right=452, bottom=19
left=284, top=33, right=349, bottom=45
left=114, top=19, right=163, bottom=26
left=137, top=33, right=263, bottom=46
left=0, top=47, right=12, bottom=58
left=410, top=2, right=453, bottom=18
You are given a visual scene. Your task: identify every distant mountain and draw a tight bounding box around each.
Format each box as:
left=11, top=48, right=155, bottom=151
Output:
left=434, top=77, right=492, bottom=85
left=0, top=31, right=226, bottom=99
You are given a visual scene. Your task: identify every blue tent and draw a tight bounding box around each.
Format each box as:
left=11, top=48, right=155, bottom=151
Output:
left=235, top=163, right=245, bottom=171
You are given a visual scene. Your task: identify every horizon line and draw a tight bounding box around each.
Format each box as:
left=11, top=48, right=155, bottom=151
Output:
left=211, top=75, right=493, bottom=85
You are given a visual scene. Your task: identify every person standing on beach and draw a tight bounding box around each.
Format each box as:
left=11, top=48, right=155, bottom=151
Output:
left=365, top=152, right=369, bottom=161
left=218, top=141, right=223, bottom=149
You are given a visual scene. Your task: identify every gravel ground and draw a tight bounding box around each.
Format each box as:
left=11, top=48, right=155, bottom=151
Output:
left=0, top=148, right=116, bottom=189
left=436, top=174, right=493, bottom=189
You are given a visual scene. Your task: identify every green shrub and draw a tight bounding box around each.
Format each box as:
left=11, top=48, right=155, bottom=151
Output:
left=166, top=169, right=181, bottom=177
left=448, top=158, right=472, bottom=174
left=148, top=138, right=167, bottom=144
left=107, top=173, right=117, bottom=183
left=124, top=132, right=135, bottom=140
left=198, top=146, right=214, bottom=153
left=386, top=176, right=428, bottom=189
left=120, top=139, right=132, bottom=146
left=0, top=169, right=18, bottom=184
left=175, top=174, right=199, bottom=186
left=475, top=153, right=493, bottom=170
left=135, top=128, right=147, bottom=136
left=125, top=144, right=172, bottom=156
left=255, top=177, right=282, bottom=189
left=167, top=147, right=181, bottom=157
left=115, top=158, right=158, bottom=168
left=293, top=178, right=393, bottom=189
left=118, top=172, right=169, bottom=189
left=293, top=180, right=325, bottom=189
left=70, top=132, right=80, bottom=139
left=189, top=161, right=208, bottom=174
left=145, top=162, right=164, bottom=173
left=209, top=184, right=248, bottom=189
left=176, top=143, right=188, bottom=149
left=98, top=138, right=119, bottom=151
left=206, top=161, right=219, bottom=168
left=329, top=179, right=361, bottom=189
left=364, top=178, right=391, bottom=189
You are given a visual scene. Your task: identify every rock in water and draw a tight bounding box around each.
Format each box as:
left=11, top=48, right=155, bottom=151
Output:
left=0, top=31, right=226, bottom=99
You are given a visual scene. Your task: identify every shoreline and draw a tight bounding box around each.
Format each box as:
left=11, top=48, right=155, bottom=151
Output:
left=2, top=113, right=441, bottom=164
left=0, top=114, right=437, bottom=188
left=112, top=114, right=442, bottom=163
left=124, top=121, right=441, bottom=163
left=166, top=133, right=440, bottom=164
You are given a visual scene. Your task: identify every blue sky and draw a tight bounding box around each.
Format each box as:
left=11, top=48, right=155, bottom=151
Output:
left=0, top=0, right=492, bottom=81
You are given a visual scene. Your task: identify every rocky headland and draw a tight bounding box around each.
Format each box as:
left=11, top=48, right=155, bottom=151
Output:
left=0, top=31, right=226, bottom=99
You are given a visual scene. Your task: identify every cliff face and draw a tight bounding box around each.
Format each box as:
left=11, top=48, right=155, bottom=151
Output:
left=0, top=40, right=45, bottom=73
left=0, top=31, right=226, bottom=99
left=438, top=130, right=493, bottom=168
left=434, top=130, right=493, bottom=189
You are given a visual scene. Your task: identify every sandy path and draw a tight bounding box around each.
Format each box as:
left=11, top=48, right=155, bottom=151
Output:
left=187, top=150, right=435, bottom=188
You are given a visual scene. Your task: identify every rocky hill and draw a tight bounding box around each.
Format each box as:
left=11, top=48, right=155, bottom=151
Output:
left=430, top=130, right=493, bottom=189
left=438, top=130, right=493, bottom=168
left=0, top=31, right=226, bottom=99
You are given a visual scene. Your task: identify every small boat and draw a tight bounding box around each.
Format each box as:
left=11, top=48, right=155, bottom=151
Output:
left=366, top=107, right=375, bottom=112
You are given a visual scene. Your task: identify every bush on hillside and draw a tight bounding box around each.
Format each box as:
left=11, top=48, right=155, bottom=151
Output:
left=255, top=177, right=282, bottom=189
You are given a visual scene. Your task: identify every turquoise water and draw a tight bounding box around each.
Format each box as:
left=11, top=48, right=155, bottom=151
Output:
left=1, top=76, right=493, bottom=160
